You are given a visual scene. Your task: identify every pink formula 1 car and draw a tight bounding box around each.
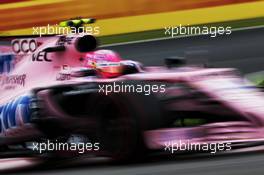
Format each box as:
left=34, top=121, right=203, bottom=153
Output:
left=1, top=20, right=264, bottom=161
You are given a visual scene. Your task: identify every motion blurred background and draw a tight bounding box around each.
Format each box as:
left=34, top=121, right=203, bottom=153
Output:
left=1, top=0, right=264, bottom=44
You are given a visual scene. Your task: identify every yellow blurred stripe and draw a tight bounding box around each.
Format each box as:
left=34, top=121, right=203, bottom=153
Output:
left=0, top=0, right=71, bottom=10
left=95, top=1, right=264, bottom=36
left=0, top=3, right=92, bottom=26
left=0, top=0, right=260, bottom=31
left=3, top=1, right=264, bottom=36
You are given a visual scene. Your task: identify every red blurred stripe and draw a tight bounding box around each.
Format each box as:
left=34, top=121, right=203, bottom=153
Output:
left=0, top=0, right=30, bottom=4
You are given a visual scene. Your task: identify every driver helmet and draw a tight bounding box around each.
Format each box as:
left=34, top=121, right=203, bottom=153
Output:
left=84, top=49, right=123, bottom=78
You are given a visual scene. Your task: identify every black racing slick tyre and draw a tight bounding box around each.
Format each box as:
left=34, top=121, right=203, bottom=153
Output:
left=91, top=81, right=164, bottom=162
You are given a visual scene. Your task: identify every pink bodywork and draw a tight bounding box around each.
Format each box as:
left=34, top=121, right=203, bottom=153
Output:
left=1, top=34, right=264, bottom=151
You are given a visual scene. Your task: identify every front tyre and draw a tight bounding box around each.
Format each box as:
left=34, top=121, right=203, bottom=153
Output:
left=92, top=84, right=163, bottom=162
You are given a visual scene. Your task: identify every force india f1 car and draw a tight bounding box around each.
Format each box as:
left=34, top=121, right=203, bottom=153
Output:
left=1, top=19, right=264, bottom=161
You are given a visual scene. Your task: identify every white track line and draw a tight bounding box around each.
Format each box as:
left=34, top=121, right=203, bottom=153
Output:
left=0, top=158, right=39, bottom=171
left=102, top=25, right=264, bottom=47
